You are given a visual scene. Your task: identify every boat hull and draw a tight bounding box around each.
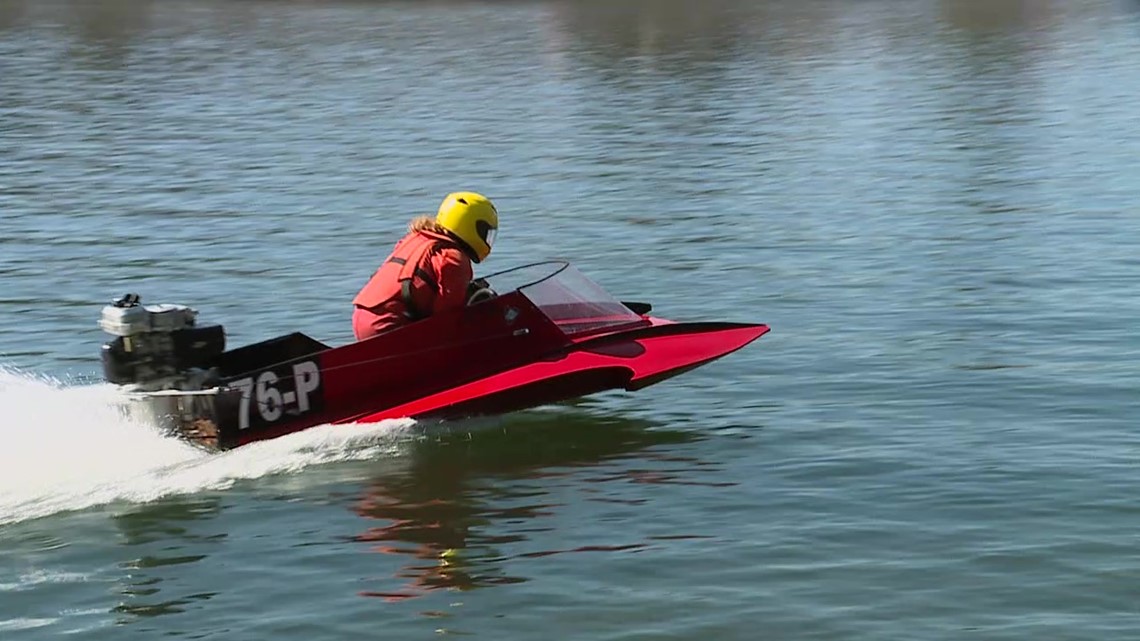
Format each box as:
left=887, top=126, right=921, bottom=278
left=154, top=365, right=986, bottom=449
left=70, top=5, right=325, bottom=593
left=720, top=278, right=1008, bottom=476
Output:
left=351, top=321, right=770, bottom=423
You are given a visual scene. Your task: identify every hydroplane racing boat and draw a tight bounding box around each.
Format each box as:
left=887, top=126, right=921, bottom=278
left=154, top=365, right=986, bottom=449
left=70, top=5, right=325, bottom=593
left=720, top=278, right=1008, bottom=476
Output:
left=98, top=262, right=769, bottom=450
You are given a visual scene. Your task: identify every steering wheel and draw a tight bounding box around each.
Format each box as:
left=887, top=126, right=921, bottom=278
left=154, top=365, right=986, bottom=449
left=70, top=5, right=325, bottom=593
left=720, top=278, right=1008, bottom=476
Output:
left=467, top=286, right=497, bottom=306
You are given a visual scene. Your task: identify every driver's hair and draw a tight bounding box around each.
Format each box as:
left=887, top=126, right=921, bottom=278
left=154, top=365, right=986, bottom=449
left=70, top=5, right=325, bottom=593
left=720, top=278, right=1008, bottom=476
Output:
left=408, top=215, right=447, bottom=235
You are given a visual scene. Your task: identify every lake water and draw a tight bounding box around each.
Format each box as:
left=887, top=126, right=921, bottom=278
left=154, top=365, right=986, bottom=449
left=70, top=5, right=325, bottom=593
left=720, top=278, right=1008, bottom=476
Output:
left=1, top=0, right=1139, bottom=638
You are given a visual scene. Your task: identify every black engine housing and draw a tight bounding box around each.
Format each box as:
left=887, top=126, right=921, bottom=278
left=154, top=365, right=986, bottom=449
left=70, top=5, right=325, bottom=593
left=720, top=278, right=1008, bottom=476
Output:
left=101, top=324, right=226, bottom=385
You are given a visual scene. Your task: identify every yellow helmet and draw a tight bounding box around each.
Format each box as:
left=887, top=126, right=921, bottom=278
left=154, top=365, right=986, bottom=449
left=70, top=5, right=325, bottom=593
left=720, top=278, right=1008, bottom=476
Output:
left=435, top=191, right=499, bottom=263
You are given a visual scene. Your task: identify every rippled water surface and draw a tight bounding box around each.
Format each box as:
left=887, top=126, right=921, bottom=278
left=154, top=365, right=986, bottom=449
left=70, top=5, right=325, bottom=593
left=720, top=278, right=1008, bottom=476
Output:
left=2, top=0, right=1140, bottom=638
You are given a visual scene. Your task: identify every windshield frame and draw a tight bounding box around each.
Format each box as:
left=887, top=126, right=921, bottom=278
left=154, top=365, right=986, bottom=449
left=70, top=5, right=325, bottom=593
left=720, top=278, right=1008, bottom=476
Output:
left=482, top=261, right=648, bottom=339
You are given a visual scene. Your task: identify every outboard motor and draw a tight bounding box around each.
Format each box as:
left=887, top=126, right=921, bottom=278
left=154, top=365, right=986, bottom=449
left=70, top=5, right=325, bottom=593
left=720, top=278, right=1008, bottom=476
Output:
left=99, top=293, right=226, bottom=392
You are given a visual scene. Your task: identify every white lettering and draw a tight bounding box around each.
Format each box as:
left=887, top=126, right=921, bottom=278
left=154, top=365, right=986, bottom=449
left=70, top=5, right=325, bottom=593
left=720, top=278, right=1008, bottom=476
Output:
left=256, top=370, right=283, bottom=423
left=232, top=377, right=254, bottom=430
left=293, top=361, right=320, bottom=413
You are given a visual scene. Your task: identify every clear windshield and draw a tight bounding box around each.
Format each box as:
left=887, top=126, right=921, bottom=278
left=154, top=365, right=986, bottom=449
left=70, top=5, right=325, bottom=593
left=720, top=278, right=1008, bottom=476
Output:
left=514, top=263, right=645, bottom=336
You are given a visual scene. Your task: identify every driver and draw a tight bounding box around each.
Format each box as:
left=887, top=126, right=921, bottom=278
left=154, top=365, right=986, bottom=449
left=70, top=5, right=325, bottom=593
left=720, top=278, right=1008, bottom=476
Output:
left=352, top=191, right=499, bottom=340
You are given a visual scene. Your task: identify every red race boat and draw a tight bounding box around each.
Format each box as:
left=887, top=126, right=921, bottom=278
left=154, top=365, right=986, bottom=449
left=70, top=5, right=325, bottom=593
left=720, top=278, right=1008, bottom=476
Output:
left=98, top=262, right=769, bottom=450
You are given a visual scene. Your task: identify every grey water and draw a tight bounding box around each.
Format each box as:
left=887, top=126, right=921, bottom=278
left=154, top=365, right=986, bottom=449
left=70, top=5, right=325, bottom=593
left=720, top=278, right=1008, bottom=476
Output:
left=1, top=0, right=1139, bottom=638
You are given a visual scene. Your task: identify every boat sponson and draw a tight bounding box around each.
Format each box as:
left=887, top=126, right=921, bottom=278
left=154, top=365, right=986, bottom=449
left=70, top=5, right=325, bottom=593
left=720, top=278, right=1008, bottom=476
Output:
left=346, top=321, right=769, bottom=423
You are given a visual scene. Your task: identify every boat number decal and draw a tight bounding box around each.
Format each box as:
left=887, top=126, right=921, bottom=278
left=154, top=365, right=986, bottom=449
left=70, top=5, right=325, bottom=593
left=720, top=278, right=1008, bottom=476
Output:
left=230, top=360, right=323, bottom=431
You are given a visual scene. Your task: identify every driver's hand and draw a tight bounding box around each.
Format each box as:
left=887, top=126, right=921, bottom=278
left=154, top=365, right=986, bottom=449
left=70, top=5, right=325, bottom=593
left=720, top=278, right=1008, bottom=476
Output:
left=467, top=278, right=491, bottom=296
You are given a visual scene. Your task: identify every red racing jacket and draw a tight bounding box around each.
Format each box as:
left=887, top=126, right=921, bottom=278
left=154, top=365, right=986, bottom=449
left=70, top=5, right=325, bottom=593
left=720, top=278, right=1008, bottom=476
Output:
left=352, top=229, right=473, bottom=338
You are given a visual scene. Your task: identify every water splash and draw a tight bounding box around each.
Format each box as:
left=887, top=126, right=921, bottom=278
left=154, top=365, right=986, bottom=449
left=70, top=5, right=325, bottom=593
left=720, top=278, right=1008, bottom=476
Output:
left=0, top=368, right=416, bottom=526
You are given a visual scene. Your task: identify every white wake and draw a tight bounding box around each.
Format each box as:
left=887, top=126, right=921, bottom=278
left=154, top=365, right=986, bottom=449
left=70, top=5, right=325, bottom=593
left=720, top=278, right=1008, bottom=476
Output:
left=0, top=368, right=416, bottom=527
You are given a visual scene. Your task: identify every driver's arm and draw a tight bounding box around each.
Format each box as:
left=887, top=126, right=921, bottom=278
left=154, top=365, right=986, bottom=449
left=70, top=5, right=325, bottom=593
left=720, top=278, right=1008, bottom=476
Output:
left=430, top=247, right=474, bottom=315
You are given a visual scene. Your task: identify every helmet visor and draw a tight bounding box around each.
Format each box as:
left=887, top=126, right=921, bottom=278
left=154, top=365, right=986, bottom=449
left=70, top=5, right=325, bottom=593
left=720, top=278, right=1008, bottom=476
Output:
left=483, top=226, right=498, bottom=249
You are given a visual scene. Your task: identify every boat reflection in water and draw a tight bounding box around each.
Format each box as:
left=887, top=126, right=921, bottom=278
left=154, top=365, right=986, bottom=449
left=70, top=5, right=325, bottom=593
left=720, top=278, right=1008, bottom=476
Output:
left=349, top=408, right=710, bottom=602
